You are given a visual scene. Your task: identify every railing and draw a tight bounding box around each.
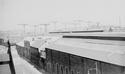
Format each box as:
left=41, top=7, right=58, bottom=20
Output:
left=7, top=41, right=16, bottom=74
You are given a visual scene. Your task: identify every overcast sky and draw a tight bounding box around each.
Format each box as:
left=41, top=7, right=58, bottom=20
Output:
left=0, top=0, right=125, bottom=30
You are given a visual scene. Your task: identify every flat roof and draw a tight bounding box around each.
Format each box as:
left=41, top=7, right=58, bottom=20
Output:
left=16, top=41, right=24, bottom=47
left=46, top=38, right=125, bottom=66
left=30, top=39, right=46, bottom=48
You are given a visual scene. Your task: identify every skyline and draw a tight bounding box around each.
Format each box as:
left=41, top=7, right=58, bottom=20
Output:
left=0, top=0, right=125, bottom=31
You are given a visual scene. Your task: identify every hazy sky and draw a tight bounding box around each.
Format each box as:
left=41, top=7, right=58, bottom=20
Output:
left=0, top=0, right=125, bottom=30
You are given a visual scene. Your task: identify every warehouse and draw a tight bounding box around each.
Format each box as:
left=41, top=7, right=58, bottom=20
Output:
left=45, top=33, right=125, bottom=74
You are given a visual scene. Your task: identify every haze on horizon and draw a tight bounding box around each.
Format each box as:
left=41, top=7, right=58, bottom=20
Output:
left=0, top=0, right=125, bottom=31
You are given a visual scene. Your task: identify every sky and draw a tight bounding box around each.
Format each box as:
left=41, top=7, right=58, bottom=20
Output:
left=0, top=0, right=125, bottom=31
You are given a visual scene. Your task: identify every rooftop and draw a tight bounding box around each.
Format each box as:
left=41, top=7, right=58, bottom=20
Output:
left=47, top=37, right=125, bottom=66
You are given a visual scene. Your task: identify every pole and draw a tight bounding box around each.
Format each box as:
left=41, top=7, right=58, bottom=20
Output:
left=7, top=40, right=16, bottom=74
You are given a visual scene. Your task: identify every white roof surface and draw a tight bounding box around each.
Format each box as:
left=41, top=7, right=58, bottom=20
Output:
left=30, top=39, right=46, bottom=48
left=31, top=36, right=61, bottom=50
left=16, top=41, right=24, bottom=47
left=16, top=36, right=61, bottom=50
left=47, top=38, right=125, bottom=66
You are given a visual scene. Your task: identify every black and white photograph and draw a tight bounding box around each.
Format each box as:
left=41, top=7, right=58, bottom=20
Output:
left=0, top=0, right=125, bottom=74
